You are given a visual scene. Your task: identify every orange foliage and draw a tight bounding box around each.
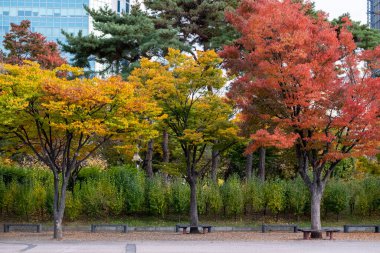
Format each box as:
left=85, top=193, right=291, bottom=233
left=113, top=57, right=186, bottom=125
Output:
left=221, top=0, right=380, bottom=162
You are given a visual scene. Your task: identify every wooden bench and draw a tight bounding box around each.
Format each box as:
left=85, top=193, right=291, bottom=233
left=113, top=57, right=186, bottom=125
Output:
left=343, top=225, right=380, bottom=233
left=91, top=224, right=128, bottom=233
left=298, top=228, right=340, bottom=240
left=261, top=224, right=298, bottom=233
left=4, top=224, right=41, bottom=233
left=175, top=224, right=212, bottom=234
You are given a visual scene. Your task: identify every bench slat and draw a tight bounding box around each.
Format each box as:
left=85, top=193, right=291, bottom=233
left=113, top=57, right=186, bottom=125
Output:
left=4, top=224, right=41, bottom=233
left=344, top=225, right=380, bottom=233
left=91, top=224, right=128, bottom=233
left=262, top=224, right=298, bottom=233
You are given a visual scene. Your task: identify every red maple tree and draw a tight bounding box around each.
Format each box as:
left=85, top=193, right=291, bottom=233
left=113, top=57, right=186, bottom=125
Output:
left=2, top=20, right=66, bottom=69
left=221, top=0, right=380, bottom=232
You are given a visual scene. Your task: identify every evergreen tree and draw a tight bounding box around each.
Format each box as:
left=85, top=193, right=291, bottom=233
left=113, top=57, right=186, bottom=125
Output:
left=144, top=0, right=239, bottom=50
left=332, top=14, right=380, bottom=50
left=60, top=5, right=187, bottom=76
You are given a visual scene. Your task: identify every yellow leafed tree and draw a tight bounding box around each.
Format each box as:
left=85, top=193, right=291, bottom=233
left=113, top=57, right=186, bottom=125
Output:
left=0, top=62, right=161, bottom=239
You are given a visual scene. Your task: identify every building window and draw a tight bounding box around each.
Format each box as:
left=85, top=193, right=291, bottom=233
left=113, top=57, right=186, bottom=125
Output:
left=126, top=1, right=130, bottom=13
left=117, top=0, right=121, bottom=13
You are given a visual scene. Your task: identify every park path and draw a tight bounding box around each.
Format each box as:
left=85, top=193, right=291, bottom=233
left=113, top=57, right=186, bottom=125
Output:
left=1, top=240, right=380, bottom=253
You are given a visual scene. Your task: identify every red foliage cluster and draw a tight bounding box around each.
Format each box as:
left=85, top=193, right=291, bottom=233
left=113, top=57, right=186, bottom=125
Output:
left=221, top=0, right=379, bottom=162
left=2, top=20, right=66, bottom=69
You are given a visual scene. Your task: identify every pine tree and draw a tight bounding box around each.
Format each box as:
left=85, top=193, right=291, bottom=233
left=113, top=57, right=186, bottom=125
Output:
left=144, top=0, right=239, bottom=50
left=60, top=5, right=187, bottom=76
left=332, top=14, right=380, bottom=50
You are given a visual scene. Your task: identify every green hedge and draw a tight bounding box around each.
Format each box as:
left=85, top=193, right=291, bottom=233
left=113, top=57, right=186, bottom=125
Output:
left=0, top=165, right=380, bottom=221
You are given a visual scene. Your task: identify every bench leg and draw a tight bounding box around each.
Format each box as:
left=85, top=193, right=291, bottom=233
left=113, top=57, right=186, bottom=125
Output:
left=182, top=228, right=187, bottom=234
left=303, top=232, right=311, bottom=240
left=203, top=228, right=207, bottom=233
left=325, top=231, right=334, bottom=240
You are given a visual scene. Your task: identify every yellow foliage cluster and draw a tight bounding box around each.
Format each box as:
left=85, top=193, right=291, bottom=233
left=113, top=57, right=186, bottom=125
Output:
left=0, top=61, right=162, bottom=158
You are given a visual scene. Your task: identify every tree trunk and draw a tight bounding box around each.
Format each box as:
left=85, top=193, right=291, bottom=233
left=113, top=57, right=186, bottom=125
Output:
left=162, top=130, right=169, bottom=181
left=245, top=153, right=253, bottom=180
left=145, top=139, right=154, bottom=178
left=310, top=184, right=323, bottom=238
left=258, top=147, right=266, bottom=182
left=162, top=130, right=169, bottom=163
left=53, top=174, right=68, bottom=240
left=211, top=146, right=219, bottom=183
left=53, top=212, right=64, bottom=240
left=189, top=177, right=200, bottom=233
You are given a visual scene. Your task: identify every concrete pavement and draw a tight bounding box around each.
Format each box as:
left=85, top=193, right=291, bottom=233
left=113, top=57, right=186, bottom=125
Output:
left=1, top=240, right=380, bottom=253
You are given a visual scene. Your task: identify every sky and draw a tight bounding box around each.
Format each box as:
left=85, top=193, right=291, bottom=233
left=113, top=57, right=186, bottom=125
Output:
left=312, top=0, right=367, bottom=24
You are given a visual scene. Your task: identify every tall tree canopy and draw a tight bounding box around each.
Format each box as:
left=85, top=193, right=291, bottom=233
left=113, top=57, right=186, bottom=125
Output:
left=60, top=5, right=187, bottom=75
left=221, top=0, right=380, bottom=233
left=1, top=20, right=66, bottom=69
left=144, top=0, right=239, bottom=50
left=128, top=48, right=237, bottom=230
left=0, top=62, right=161, bottom=239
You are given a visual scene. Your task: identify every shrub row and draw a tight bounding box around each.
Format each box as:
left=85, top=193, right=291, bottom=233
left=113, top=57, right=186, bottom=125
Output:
left=0, top=165, right=380, bottom=221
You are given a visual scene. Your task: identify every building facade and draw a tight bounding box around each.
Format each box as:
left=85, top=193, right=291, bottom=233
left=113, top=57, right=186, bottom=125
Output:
left=0, top=0, right=130, bottom=44
left=368, top=0, right=380, bottom=29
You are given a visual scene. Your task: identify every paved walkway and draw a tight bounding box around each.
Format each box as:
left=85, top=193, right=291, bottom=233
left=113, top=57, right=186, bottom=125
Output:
left=1, top=240, right=380, bottom=253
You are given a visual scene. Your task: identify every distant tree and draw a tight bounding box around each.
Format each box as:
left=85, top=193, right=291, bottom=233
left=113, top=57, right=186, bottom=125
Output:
left=332, top=14, right=380, bottom=50
left=1, top=20, right=66, bottom=69
left=221, top=0, right=380, bottom=234
left=60, top=5, right=187, bottom=76
left=0, top=62, right=161, bottom=239
left=144, top=0, right=239, bottom=51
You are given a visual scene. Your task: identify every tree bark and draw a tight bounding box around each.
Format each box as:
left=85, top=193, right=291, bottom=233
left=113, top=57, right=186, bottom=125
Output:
left=162, top=130, right=169, bottom=181
left=162, top=130, right=169, bottom=163
left=245, top=153, right=253, bottom=180
left=310, top=185, right=323, bottom=230
left=53, top=173, right=68, bottom=240
left=145, top=139, right=154, bottom=178
left=211, top=146, right=219, bottom=183
left=310, top=184, right=324, bottom=238
left=189, top=176, right=200, bottom=233
left=258, top=147, right=266, bottom=182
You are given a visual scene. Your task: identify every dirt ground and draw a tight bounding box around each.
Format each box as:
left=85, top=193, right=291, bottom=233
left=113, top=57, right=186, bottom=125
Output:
left=1, top=231, right=379, bottom=242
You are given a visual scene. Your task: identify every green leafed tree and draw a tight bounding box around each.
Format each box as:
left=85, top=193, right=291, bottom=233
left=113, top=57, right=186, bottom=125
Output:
left=332, top=14, right=380, bottom=50
left=128, top=48, right=238, bottom=232
left=60, top=5, right=187, bottom=76
left=144, top=0, right=239, bottom=51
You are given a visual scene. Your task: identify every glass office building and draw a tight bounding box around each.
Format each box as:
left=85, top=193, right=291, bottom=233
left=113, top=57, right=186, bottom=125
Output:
left=0, top=0, right=130, bottom=45
left=368, top=0, right=380, bottom=29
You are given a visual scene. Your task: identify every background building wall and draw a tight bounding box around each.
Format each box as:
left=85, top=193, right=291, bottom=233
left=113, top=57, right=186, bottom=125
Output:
left=368, top=0, right=380, bottom=29
left=0, top=0, right=130, bottom=47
